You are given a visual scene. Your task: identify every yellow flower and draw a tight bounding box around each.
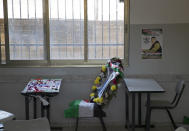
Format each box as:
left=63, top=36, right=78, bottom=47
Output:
left=101, top=65, right=106, bottom=72
left=92, top=85, right=97, bottom=91
left=96, top=76, right=101, bottom=81
left=99, top=97, right=103, bottom=103
left=111, top=85, right=117, bottom=91
left=90, top=93, right=95, bottom=97
left=94, top=79, right=100, bottom=85
left=93, top=98, right=99, bottom=103
left=93, top=97, right=103, bottom=104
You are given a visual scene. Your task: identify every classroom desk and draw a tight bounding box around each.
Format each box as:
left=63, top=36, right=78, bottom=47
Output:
left=21, top=79, right=62, bottom=122
left=124, top=78, right=165, bottom=131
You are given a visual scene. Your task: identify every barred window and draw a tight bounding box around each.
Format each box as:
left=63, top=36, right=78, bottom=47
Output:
left=0, top=0, right=5, bottom=64
left=8, top=0, right=44, bottom=60
left=49, top=0, right=84, bottom=60
left=88, top=0, right=124, bottom=59
left=0, top=0, right=129, bottom=66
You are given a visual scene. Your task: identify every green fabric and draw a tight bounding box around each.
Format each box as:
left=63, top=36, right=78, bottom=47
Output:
left=113, top=68, right=124, bottom=78
left=64, top=100, right=81, bottom=118
left=183, top=116, right=189, bottom=124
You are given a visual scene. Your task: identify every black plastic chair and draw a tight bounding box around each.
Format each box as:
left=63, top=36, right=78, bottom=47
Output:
left=71, top=58, right=124, bottom=131
left=146, top=80, right=185, bottom=129
left=75, top=104, right=106, bottom=131
left=75, top=70, right=122, bottom=131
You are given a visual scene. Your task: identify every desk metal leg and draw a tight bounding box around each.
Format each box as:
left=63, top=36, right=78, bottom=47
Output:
left=33, top=97, right=37, bottom=119
left=146, top=93, right=151, bottom=131
left=138, top=93, right=142, bottom=126
left=132, top=93, right=135, bottom=131
left=25, top=96, right=29, bottom=120
left=125, top=90, right=130, bottom=129
left=46, top=97, right=50, bottom=121
left=41, top=102, right=45, bottom=117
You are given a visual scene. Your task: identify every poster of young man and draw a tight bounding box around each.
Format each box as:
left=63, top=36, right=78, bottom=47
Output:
left=141, top=29, right=163, bottom=59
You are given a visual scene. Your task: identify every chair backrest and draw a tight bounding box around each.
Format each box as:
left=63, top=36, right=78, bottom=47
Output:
left=175, top=80, right=185, bottom=95
left=4, top=118, right=50, bottom=131
left=171, top=80, right=185, bottom=108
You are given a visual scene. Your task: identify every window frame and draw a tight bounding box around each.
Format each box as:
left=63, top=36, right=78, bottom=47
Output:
left=1, top=0, right=130, bottom=67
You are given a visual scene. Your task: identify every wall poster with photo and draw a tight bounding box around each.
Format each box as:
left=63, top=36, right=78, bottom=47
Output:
left=141, top=29, right=163, bottom=59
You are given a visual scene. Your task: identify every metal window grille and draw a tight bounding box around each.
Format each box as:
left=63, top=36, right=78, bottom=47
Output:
left=87, top=0, right=124, bottom=60
left=49, top=0, right=84, bottom=60
left=0, top=0, right=6, bottom=64
left=7, top=0, right=44, bottom=60
left=0, top=0, right=128, bottom=65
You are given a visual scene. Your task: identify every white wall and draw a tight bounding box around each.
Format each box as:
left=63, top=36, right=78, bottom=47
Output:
left=130, top=0, right=189, bottom=24
left=127, top=0, right=189, bottom=75
left=127, top=23, right=189, bottom=75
